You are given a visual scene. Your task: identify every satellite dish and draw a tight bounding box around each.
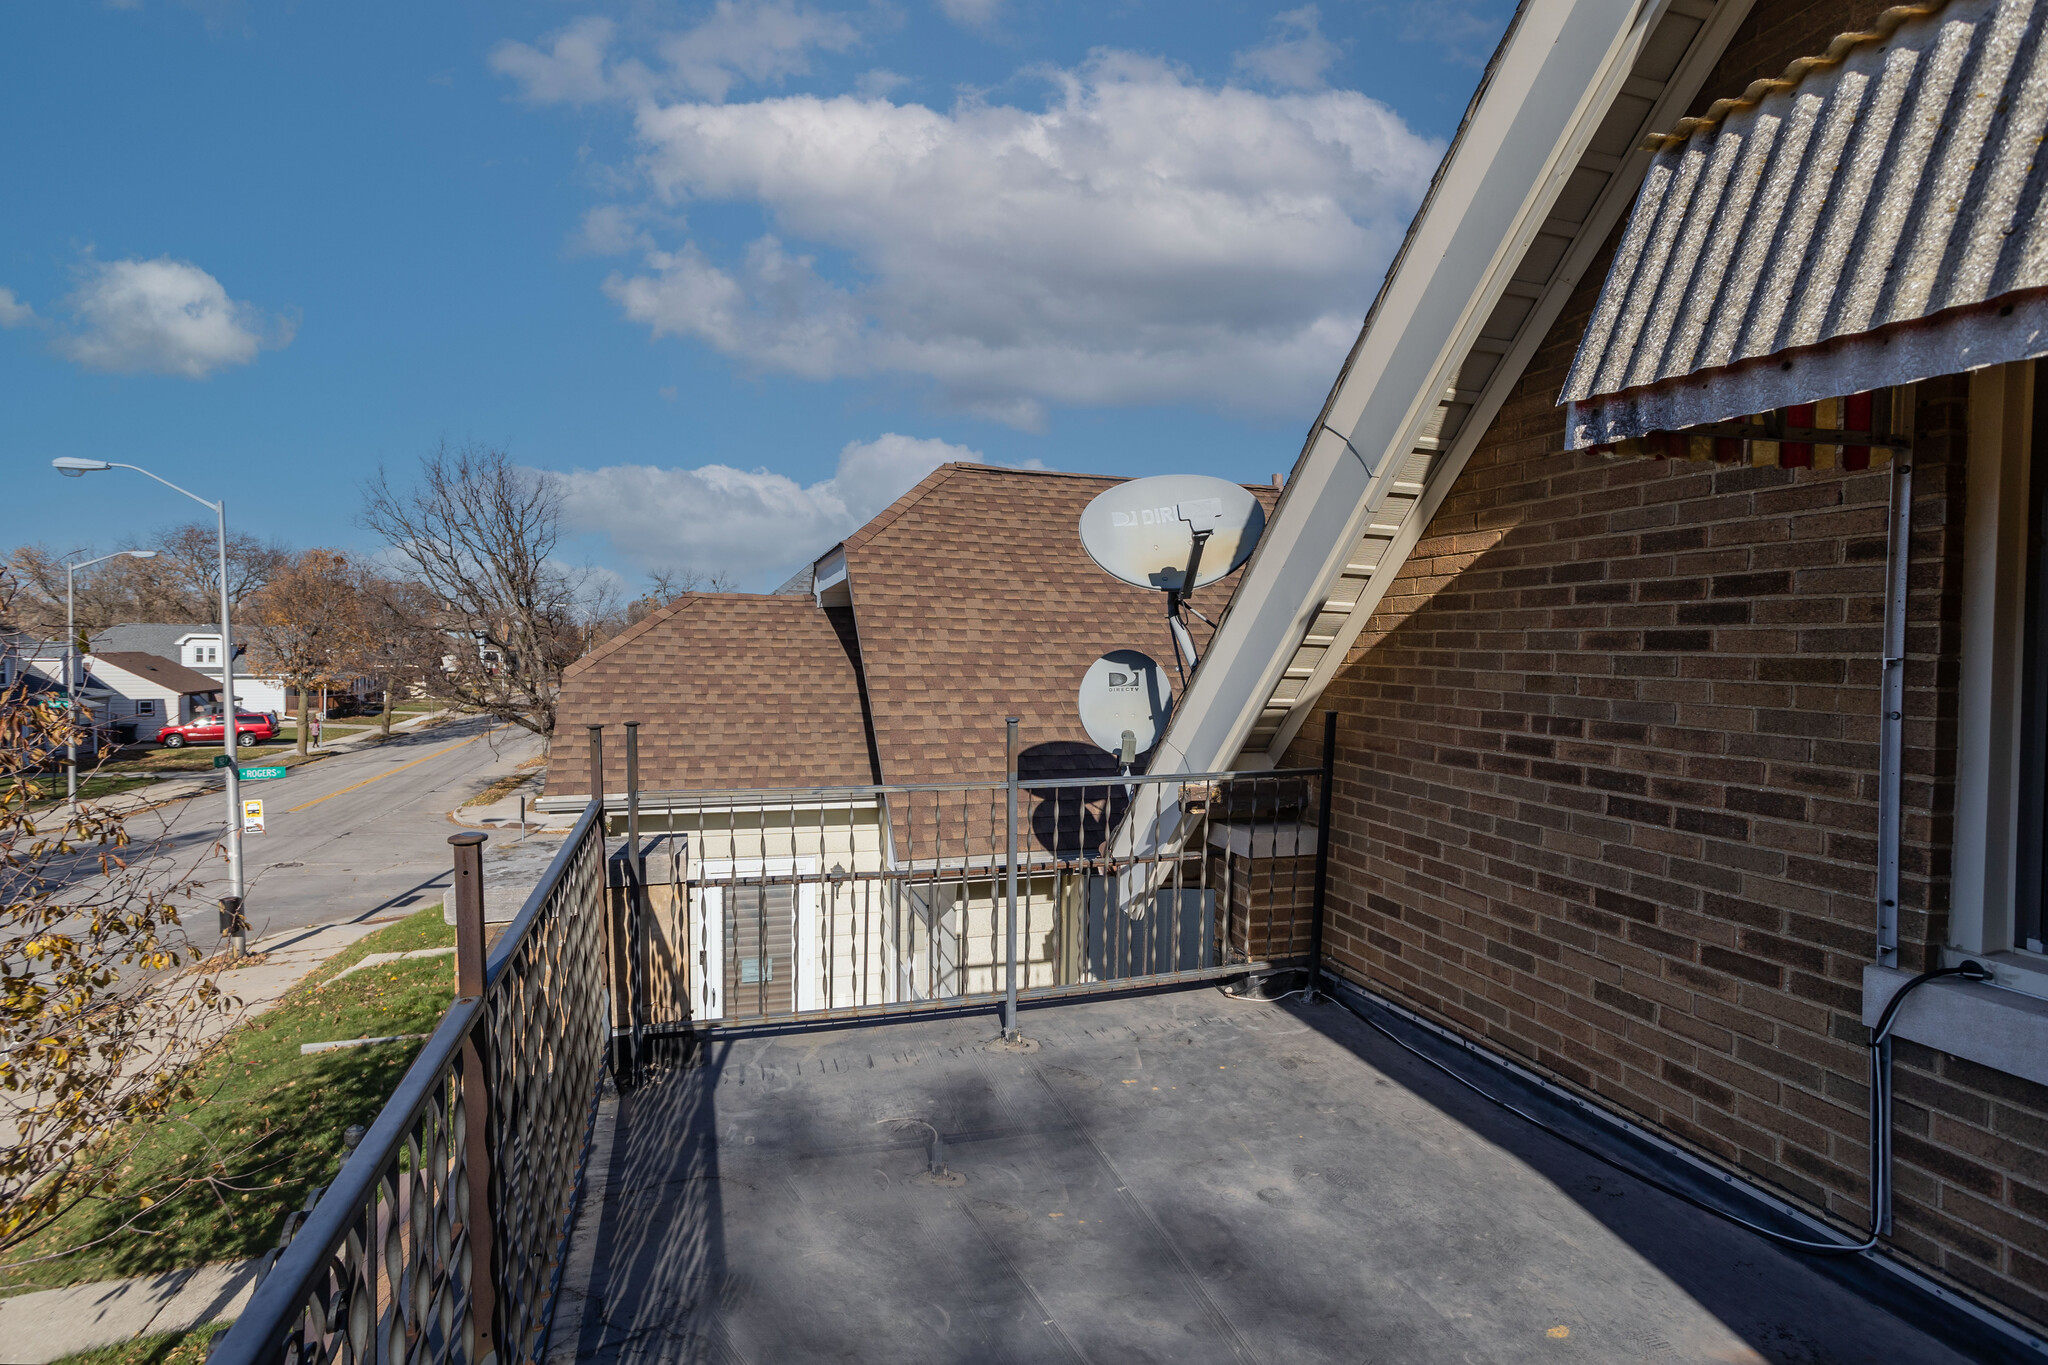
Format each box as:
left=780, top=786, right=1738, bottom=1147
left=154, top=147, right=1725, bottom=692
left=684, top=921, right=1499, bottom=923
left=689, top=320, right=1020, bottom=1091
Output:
left=1078, top=651, right=1172, bottom=758
left=1078, top=475, right=1266, bottom=593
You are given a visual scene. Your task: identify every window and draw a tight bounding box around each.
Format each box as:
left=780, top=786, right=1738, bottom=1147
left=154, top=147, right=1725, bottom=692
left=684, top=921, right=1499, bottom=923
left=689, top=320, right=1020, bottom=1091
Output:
left=2017, top=364, right=2048, bottom=954
left=1953, top=359, right=2048, bottom=990
left=206, top=646, right=218, bottom=664
left=136, top=699, right=155, bottom=716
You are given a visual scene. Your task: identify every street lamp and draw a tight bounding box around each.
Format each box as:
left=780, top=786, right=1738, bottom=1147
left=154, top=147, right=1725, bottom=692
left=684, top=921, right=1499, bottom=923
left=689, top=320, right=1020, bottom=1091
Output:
left=53, top=457, right=249, bottom=951
left=62, top=548, right=158, bottom=807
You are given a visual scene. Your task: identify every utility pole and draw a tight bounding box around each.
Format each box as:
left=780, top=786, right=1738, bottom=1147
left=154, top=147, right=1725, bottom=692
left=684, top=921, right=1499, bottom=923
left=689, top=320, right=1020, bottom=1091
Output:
left=52, top=459, right=247, bottom=949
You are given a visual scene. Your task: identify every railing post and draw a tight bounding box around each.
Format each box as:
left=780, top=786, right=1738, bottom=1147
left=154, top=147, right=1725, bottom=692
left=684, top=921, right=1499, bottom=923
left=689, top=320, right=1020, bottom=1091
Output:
left=588, top=724, right=605, bottom=815
left=1305, top=710, right=1336, bottom=1004
left=624, top=721, right=644, bottom=1083
left=448, top=831, right=499, bottom=1363
left=1004, top=717, right=1021, bottom=1041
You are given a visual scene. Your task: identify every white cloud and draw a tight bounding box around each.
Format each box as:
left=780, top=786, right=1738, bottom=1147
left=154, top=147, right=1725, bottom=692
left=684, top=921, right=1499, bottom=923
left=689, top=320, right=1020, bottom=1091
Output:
left=0, top=288, right=34, bottom=328
left=55, top=257, right=292, bottom=378
left=491, top=2, right=858, bottom=105
left=1234, top=6, right=1341, bottom=90
left=553, top=432, right=1015, bottom=584
left=590, top=51, right=1438, bottom=425
left=572, top=204, right=653, bottom=256
left=936, top=0, right=1002, bottom=29
left=491, top=15, right=618, bottom=103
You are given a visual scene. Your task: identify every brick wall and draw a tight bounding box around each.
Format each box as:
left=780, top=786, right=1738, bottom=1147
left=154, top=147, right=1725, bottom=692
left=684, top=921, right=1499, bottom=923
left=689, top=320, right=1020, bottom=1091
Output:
left=1210, top=845, right=1318, bottom=962
left=1273, top=0, right=2048, bottom=1328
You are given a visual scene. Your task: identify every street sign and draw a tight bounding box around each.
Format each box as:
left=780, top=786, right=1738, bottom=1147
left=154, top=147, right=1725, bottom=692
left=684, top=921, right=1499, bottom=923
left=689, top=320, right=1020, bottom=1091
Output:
left=239, top=765, right=287, bottom=781
left=242, top=799, right=265, bottom=834
left=213, top=754, right=234, bottom=769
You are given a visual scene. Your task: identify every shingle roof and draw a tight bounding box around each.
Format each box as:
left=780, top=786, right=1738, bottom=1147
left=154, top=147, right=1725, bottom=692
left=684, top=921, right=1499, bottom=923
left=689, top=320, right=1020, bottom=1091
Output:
left=548, top=593, right=875, bottom=797
left=91, top=623, right=263, bottom=677
left=90, top=651, right=224, bottom=695
left=546, top=463, right=1275, bottom=798
left=844, top=464, right=1271, bottom=784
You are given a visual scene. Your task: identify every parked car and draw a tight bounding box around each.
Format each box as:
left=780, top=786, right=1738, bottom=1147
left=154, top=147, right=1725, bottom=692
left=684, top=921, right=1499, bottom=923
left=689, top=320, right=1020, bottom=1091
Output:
left=156, top=710, right=280, bottom=749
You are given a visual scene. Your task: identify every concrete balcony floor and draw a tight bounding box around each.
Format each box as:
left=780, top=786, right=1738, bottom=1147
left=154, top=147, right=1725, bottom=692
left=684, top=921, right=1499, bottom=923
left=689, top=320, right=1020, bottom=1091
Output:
left=549, top=990, right=1983, bottom=1364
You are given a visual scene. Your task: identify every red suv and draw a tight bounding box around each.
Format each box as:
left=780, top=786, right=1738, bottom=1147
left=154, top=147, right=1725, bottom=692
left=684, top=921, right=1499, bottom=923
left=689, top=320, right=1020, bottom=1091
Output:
left=156, top=710, right=280, bottom=749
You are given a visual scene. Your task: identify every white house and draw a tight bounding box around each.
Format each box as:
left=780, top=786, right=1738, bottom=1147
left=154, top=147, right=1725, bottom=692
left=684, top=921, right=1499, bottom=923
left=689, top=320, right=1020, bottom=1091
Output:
left=90, top=623, right=289, bottom=715
left=26, top=650, right=222, bottom=737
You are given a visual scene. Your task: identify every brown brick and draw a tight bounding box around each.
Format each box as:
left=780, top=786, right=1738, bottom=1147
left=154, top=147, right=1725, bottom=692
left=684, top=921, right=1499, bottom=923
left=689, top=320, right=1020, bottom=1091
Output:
left=1699, top=945, right=1783, bottom=988
left=1294, top=16, right=2006, bottom=1313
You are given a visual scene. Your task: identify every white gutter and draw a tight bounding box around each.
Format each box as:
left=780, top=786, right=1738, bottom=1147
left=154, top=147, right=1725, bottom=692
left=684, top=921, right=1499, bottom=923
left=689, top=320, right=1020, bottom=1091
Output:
left=1152, top=0, right=1756, bottom=776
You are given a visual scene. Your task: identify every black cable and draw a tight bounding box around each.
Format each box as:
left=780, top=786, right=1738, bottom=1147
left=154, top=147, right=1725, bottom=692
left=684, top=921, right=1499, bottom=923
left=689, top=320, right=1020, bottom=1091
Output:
left=1242, top=961, right=1989, bottom=1257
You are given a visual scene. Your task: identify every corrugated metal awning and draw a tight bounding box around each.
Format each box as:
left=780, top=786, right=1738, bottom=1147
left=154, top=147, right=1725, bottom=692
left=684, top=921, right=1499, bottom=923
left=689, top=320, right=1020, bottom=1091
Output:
left=1560, top=0, right=2048, bottom=451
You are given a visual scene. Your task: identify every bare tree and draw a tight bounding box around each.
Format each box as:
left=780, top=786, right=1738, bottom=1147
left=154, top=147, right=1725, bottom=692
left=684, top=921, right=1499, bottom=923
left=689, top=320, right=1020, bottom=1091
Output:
left=626, top=567, right=738, bottom=625
left=6, top=525, right=287, bottom=643
left=248, top=550, right=365, bottom=756
left=361, top=443, right=601, bottom=739
left=348, top=570, right=440, bottom=740
left=151, top=524, right=287, bottom=623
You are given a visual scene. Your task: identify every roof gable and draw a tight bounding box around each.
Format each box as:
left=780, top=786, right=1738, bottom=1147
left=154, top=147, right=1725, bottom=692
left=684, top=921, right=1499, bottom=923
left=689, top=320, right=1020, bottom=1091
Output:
left=1153, top=0, right=1762, bottom=772
left=843, top=464, right=1275, bottom=784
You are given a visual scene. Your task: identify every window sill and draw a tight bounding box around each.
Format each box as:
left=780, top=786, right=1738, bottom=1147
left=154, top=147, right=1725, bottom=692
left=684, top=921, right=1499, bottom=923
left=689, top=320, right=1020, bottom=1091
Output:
left=1863, top=963, right=2048, bottom=1087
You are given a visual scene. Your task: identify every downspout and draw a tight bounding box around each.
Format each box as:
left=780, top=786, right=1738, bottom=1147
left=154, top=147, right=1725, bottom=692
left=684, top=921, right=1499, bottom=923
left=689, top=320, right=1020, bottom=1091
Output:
left=1870, top=389, right=1915, bottom=1235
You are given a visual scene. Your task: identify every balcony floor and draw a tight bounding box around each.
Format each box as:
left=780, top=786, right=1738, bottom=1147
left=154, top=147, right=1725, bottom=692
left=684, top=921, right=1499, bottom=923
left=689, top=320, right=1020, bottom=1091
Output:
left=550, top=989, right=1986, bottom=1364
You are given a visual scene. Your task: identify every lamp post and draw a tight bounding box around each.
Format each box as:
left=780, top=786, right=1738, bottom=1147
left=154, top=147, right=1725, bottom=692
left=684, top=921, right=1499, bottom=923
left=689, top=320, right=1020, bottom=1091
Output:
left=53, top=459, right=247, bottom=947
left=61, top=548, right=158, bottom=807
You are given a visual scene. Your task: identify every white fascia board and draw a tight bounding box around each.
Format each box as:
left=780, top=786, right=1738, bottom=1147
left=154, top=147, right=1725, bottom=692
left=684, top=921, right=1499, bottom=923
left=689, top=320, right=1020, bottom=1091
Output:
left=1259, top=0, right=1752, bottom=765
left=1154, top=0, right=1750, bottom=776
left=812, top=545, right=849, bottom=607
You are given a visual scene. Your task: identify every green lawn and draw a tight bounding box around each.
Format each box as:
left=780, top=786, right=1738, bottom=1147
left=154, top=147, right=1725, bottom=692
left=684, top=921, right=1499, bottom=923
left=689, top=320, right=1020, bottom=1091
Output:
left=48, top=1321, right=231, bottom=1365
left=0, top=907, right=457, bottom=1294
left=22, top=772, right=162, bottom=807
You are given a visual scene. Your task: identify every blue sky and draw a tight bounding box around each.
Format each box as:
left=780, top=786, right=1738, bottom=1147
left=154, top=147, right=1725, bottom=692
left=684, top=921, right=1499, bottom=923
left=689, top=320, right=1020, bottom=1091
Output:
left=4, top=0, right=1513, bottom=594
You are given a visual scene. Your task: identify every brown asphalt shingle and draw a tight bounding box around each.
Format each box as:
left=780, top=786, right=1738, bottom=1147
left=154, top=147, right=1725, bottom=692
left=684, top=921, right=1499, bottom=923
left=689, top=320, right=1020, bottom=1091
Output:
left=845, top=464, right=1270, bottom=784
left=546, top=463, right=1274, bottom=797
left=548, top=594, right=874, bottom=796
left=90, top=651, right=226, bottom=696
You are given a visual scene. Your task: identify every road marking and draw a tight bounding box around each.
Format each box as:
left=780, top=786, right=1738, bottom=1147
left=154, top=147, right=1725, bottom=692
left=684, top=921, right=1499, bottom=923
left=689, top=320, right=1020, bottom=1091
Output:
left=284, top=729, right=500, bottom=814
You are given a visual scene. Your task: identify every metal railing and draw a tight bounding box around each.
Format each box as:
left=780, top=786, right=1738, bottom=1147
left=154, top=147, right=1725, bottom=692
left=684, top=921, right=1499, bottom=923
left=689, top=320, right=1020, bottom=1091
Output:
left=603, top=719, right=1333, bottom=1055
left=211, top=801, right=610, bottom=1365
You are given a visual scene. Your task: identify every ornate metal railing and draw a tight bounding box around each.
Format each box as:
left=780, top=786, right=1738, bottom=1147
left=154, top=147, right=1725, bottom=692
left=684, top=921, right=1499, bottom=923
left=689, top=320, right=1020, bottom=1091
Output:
left=211, top=800, right=609, bottom=1365
left=597, top=717, right=1334, bottom=1052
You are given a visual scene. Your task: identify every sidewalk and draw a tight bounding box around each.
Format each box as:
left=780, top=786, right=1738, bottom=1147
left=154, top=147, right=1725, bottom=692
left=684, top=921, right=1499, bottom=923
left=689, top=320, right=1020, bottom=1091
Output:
left=0, top=1259, right=260, bottom=1364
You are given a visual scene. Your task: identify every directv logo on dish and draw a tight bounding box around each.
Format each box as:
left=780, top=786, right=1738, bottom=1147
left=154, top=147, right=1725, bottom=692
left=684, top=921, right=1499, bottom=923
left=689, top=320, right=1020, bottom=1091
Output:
left=1107, top=672, right=1137, bottom=690
left=1110, top=496, right=1226, bottom=529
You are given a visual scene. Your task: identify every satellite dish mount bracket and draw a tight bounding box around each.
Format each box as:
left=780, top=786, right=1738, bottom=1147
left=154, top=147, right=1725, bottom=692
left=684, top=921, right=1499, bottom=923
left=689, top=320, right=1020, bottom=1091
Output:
left=1164, top=524, right=1212, bottom=684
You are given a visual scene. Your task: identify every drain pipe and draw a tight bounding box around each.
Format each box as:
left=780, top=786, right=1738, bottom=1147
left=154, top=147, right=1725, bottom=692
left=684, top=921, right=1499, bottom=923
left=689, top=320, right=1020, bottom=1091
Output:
left=1867, top=430, right=1913, bottom=1234
left=1875, top=444, right=1911, bottom=971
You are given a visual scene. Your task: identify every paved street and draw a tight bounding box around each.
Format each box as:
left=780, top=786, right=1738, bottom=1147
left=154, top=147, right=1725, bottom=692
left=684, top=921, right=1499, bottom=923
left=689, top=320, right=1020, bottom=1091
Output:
left=108, top=715, right=548, bottom=941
